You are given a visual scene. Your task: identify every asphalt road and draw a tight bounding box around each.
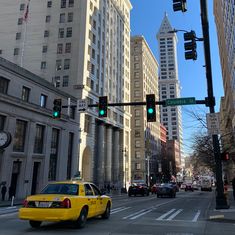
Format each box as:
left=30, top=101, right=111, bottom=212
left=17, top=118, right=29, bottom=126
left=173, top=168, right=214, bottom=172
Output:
left=0, top=190, right=235, bottom=235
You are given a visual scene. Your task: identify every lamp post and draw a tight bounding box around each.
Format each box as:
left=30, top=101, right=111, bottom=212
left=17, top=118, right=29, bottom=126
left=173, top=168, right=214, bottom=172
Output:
left=122, top=148, right=127, bottom=190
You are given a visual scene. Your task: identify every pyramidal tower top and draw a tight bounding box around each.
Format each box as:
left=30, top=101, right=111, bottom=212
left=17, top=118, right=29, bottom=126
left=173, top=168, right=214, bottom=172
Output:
left=156, top=12, right=175, bottom=40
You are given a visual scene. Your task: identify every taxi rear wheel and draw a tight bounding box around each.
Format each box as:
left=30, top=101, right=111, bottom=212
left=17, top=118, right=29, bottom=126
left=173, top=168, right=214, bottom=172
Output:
left=29, top=220, right=42, bottom=228
left=76, top=207, right=88, bottom=228
left=102, top=202, right=111, bottom=219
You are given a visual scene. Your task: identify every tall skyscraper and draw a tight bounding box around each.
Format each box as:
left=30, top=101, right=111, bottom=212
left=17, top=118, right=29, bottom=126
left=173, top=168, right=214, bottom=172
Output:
left=0, top=0, right=132, bottom=188
left=130, top=36, right=160, bottom=184
left=156, top=13, right=183, bottom=163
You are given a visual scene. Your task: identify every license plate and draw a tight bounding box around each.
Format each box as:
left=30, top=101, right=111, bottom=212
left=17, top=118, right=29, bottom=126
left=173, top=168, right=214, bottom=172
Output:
left=38, top=202, right=50, bottom=208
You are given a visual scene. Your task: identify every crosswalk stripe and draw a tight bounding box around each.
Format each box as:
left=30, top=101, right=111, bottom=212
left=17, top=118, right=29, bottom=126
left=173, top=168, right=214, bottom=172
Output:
left=130, top=208, right=153, bottom=220
left=111, top=207, right=131, bottom=214
left=156, top=209, right=176, bottom=220
left=192, top=210, right=200, bottom=222
left=166, top=209, right=183, bottom=220
left=123, top=208, right=148, bottom=219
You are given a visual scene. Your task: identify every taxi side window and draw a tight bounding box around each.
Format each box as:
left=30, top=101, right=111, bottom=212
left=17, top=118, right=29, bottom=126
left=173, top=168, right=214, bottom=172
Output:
left=84, top=184, right=94, bottom=196
left=90, top=184, right=101, bottom=196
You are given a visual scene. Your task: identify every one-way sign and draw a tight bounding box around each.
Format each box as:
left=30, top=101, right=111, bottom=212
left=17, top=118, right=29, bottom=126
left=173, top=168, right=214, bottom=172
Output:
left=77, top=99, right=88, bottom=112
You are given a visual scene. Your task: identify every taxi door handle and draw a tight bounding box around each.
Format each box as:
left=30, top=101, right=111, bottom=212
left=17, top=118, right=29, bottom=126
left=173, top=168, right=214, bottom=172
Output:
left=88, top=198, right=90, bottom=201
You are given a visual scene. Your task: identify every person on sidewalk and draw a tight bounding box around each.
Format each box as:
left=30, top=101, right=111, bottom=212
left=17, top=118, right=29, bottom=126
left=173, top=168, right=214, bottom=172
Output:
left=1, top=185, right=7, bottom=201
left=232, top=177, right=235, bottom=200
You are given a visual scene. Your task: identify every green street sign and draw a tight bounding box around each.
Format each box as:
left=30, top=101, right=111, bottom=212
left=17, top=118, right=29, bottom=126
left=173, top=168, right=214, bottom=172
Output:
left=165, top=97, right=196, bottom=106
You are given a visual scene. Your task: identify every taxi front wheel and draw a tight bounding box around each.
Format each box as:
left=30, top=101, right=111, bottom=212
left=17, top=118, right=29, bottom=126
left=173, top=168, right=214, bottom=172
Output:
left=29, top=220, right=42, bottom=228
left=76, top=207, right=88, bottom=228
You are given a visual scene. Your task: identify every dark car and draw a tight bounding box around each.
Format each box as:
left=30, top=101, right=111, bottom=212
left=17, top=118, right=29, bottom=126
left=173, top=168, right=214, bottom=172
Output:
left=185, top=183, right=194, bottom=191
left=157, top=183, right=176, bottom=198
left=169, top=182, right=179, bottom=192
left=128, top=183, right=149, bottom=197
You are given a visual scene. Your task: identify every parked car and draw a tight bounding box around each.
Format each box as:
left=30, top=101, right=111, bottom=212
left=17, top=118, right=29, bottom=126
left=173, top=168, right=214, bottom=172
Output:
left=185, top=183, right=194, bottom=192
left=128, top=183, right=149, bottom=197
left=157, top=183, right=176, bottom=198
left=180, top=183, right=186, bottom=190
left=19, top=180, right=112, bottom=228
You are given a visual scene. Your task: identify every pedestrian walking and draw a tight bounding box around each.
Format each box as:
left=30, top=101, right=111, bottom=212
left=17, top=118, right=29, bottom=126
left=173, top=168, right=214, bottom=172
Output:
left=232, top=177, right=235, bottom=200
left=1, top=185, right=7, bottom=201
left=8, top=186, right=13, bottom=201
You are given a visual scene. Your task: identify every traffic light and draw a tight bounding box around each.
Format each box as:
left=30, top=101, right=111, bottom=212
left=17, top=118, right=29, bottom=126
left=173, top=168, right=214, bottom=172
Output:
left=184, top=30, right=197, bottom=60
left=173, top=0, right=187, bottom=12
left=146, top=94, right=156, bottom=122
left=53, top=98, right=62, bottom=119
left=221, top=152, right=229, bottom=161
left=98, top=96, right=108, bottom=117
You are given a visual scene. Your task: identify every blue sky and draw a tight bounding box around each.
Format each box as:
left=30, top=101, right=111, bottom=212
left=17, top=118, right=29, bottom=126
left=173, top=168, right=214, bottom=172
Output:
left=130, top=0, right=224, bottom=155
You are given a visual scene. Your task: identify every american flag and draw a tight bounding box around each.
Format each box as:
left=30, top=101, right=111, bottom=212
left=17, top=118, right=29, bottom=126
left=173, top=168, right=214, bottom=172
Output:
left=23, top=0, right=30, bottom=21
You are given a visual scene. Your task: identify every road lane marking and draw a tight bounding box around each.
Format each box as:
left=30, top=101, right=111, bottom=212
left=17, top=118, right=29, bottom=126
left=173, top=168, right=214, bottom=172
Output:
left=111, top=207, right=131, bottom=214
left=192, top=210, right=201, bottom=222
left=166, top=209, right=183, bottom=221
left=0, top=212, right=18, bottom=217
left=123, top=208, right=149, bottom=219
left=156, top=209, right=176, bottom=220
left=130, top=208, right=154, bottom=220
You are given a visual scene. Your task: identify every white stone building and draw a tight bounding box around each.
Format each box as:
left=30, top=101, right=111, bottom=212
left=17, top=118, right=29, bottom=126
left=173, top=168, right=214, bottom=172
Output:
left=0, top=0, right=132, bottom=188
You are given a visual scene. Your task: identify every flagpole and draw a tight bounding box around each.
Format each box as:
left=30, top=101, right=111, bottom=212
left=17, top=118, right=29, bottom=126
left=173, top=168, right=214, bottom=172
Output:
left=20, top=0, right=30, bottom=67
left=20, top=21, right=27, bottom=67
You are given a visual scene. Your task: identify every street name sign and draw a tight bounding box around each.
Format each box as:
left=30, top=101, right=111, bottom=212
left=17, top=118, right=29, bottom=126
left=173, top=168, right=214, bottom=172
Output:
left=206, top=113, right=220, bottom=135
left=77, top=99, right=88, bottom=112
left=165, top=97, right=196, bottom=106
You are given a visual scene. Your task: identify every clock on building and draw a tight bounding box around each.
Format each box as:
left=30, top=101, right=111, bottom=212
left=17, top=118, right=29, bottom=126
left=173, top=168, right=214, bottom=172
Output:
left=0, top=131, right=12, bottom=149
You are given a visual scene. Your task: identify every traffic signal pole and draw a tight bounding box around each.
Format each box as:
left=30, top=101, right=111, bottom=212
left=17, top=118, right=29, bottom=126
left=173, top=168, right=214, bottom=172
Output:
left=200, top=0, right=229, bottom=209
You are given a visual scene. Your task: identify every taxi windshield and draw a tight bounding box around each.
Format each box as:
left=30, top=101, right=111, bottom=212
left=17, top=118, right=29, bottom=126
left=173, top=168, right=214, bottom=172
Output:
left=40, top=183, right=79, bottom=195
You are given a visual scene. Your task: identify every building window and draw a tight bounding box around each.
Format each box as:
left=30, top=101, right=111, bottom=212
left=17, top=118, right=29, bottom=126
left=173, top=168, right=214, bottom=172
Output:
left=135, top=119, right=140, bottom=127
left=47, top=1, right=52, bottom=8
left=16, top=32, right=21, bottom=40
left=91, top=64, right=95, bottom=74
left=59, top=13, right=65, bottom=23
left=57, top=43, right=63, bottom=54
left=44, top=30, right=49, bottom=37
left=0, top=115, right=5, bottom=131
left=48, top=128, right=60, bottom=181
left=66, top=132, right=74, bottom=179
left=13, top=119, right=27, bottom=152
left=14, top=48, right=19, bottom=55
left=64, top=59, right=70, bottom=70
left=42, top=45, right=47, bottom=53
left=92, top=34, right=96, bottom=44
left=45, top=15, right=51, bottom=23
left=54, top=76, right=60, bottom=87
left=68, top=0, right=74, bottom=7
left=68, top=12, right=73, bottom=22
left=84, top=114, right=91, bottom=134
left=58, top=28, right=64, bottom=38
left=61, top=0, right=66, bottom=8
left=40, top=94, right=47, bottom=108
left=135, top=109, right=140, bottom=117
left=20, top=3, right=25, bottom=10
left=41, top=61, right=46, bottom=69
left=62, top=75, right=69, bottom=87
left=34, top=124, right=45, bottom=154
left=22, top=86, right=30, bottom=102
left=65, top=43, right=71, bottom=53
left=18, top=18, right=23, bottom=25
left=135, top=151, right=141, bottom=159
left=136, top=163, right=141, bottom=170
left=56, top=59, right=62, bottom=71
left=0, top=77, right=9, bottom=94
left=66, top=27, right=72, bottom=37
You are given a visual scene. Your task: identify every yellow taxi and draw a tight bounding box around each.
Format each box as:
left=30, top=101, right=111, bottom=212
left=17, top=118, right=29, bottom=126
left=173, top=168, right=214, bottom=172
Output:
left=19, top=180, right=112, bottom=228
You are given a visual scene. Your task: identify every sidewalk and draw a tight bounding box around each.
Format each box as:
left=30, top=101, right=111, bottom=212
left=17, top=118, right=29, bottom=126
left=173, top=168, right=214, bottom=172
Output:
left=0, top=198, right=23, bottom=207
left=208, top=188, right=235, bottom=221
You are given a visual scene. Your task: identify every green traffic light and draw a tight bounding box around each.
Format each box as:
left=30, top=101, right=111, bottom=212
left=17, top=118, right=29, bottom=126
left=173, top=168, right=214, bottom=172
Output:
left=148, top=108, right=154, bottom=114
left=53, top=111, right=59, bottom=117
left=99, top=110, right=105, bottom=116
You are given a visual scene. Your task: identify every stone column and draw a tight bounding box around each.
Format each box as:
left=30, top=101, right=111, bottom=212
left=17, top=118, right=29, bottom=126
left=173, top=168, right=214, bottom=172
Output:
left=105, top=126, right=112, bottom=184
left=112, top=128, right=120, bottom=185
left=96, top=122, right=105, bottom=187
